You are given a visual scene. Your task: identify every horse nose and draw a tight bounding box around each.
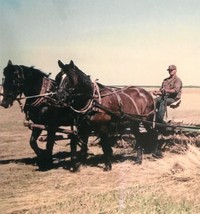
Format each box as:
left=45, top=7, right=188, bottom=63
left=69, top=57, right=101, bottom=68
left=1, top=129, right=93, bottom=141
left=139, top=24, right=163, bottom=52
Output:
left=1, top=100, right=9, bottom=108
left=1, top=98, right=12, bottom=108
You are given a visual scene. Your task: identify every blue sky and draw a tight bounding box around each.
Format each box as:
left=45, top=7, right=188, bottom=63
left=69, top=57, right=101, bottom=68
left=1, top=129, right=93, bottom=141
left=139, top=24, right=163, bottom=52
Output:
left=1, top=0, right=200, bottom=86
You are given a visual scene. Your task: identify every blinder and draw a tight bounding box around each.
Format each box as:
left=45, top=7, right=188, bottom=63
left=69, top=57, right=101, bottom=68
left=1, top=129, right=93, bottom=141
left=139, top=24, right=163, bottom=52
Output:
left=2, top=65, right=25, bottom=107
left=55, top=69, right=76, bottom=105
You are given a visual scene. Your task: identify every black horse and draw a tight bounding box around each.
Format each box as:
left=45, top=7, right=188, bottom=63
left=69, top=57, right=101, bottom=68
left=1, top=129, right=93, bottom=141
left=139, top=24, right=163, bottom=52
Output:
left=0, top=60, right=82, bottom=170
left=55, top=60, right=160, bottom=171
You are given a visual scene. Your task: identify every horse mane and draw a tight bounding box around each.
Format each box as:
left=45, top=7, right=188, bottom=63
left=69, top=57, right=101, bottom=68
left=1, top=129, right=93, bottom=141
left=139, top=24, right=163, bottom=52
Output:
left=71, top=65, right=93, bottom=94
left=21, top=65, right=49, bottom=78
left=97, top=82, right=106, bottom=89
left=74, top=65, right=90, bottom=83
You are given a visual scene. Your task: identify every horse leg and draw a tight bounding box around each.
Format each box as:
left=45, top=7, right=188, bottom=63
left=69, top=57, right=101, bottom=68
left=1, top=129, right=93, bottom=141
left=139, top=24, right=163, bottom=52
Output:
left=45, top=126, right=56, bottom=166
left=30, top=128, right=51, bottom=169
left=78, top=126, right=90, bottom=161
left=100, top=135, right=113, bottom=171
left=134, top=135, right=144, bottom=164
left=69, top=134, right=80, bottom=172
left=30, top=128, right=43, bottom=157
left=69, top=129, right=90, bottom=172
left=151, top=130, right=163, bottom=158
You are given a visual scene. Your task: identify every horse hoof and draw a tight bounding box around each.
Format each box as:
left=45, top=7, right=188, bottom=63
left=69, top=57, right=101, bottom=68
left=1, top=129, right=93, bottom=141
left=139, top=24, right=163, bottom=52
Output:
left=103, top=165, right=112, bottom=171
left=134, top=160, right=142, bottom=165
left=70, top=163, right=81, bottom=173
left=70, top=168, right=79, bottom=173
left=152, top=152, right=163, bottom=159
left=152, top=150, right=163, bottom=159
left=70, top=167, right=80, bottom=173
left=79, top=154, right=88, bottom=162
left=37, top=161, right=53, bottom=171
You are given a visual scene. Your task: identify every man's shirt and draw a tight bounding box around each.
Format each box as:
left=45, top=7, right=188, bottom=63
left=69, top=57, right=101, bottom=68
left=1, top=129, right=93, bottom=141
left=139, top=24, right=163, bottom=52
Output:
left=161, top=75, right=182, bottom=100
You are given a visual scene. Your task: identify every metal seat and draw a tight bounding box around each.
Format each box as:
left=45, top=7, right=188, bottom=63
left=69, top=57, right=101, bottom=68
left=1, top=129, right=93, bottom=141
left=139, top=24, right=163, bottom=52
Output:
left=169, top=99, right=181, bottom=109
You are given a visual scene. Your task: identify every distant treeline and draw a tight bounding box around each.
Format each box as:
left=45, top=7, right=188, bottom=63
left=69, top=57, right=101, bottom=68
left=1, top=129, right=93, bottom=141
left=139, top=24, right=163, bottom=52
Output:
left=142, top=86, right=200, bottom=88
left=182, top=86, right=200, bottom=88
left=108, top=85, right=200, bottom=88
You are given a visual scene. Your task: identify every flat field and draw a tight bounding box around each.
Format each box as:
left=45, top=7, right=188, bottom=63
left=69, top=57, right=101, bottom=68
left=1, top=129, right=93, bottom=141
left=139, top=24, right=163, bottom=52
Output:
left=1, top=88, right=200, bottom=214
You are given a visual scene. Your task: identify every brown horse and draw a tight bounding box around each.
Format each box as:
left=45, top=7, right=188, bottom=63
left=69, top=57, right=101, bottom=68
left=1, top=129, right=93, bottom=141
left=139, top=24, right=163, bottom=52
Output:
left=56, top=60, right=160, bottom=171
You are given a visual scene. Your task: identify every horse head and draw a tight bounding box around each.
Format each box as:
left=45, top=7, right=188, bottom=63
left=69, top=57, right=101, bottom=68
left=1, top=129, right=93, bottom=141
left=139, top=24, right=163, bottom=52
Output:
left=56, top=60, right=93, bottom=107
left=1, top=60, right=51, bottom=108
left=1, top=60, right=25, bottom=108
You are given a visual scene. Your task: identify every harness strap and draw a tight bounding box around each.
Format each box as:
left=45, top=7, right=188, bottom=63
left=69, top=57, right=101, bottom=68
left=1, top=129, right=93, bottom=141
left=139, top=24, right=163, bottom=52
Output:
left=70, top=99, right=94, bottom=114
left=69, top=80, right=101, bottom=114
left=98, top=86, right=132, bottom=98
left=16, top=98, right=23, bottom=112
left=111, top=88, right=123, bottom=114
left=93, top=80, right=101, bottom=104
left=31, top=97, right=45, bottom=106
left=31, top=77, right=55, bottom=107
left=93, top=85, right=155, bottom=119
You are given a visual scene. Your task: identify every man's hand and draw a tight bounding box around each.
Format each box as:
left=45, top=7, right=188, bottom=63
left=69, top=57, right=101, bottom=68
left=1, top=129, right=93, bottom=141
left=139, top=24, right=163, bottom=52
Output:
left=160, top=88, right=166, bottom=94
left=153, top=90, right=162, bottom=96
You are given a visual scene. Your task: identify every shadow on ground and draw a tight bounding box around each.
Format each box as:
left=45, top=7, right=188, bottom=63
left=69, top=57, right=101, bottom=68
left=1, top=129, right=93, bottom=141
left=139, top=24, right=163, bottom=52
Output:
left=0, top=149, right=142, bottom=171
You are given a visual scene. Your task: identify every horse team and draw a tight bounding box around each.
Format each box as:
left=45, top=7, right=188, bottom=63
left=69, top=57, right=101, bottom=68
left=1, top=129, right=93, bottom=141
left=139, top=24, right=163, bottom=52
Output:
left=0, top=60, right=163, bottom=171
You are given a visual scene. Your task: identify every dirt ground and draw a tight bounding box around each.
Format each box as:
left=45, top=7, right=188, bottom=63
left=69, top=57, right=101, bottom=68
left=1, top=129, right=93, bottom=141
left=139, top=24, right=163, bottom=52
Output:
left=1, top=88, right=200, bottom=214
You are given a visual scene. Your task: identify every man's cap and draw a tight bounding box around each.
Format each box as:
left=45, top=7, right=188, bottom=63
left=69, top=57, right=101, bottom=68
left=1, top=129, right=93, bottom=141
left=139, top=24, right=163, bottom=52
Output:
left=167, top=65, right=177, bottom=71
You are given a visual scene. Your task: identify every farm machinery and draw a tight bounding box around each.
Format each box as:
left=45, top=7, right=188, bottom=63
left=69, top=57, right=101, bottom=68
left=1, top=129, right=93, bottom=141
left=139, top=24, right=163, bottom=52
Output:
left=23, top=98, right=200, bottom=151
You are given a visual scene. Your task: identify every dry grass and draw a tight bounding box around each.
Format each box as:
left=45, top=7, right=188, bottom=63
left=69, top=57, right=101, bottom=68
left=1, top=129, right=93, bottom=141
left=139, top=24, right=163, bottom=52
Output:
left=1, top=88, right=200, bottom=213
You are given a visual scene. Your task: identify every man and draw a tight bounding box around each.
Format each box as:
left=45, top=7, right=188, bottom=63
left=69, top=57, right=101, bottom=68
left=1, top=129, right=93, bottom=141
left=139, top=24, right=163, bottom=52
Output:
left=153, top=65, right=182, bottom=124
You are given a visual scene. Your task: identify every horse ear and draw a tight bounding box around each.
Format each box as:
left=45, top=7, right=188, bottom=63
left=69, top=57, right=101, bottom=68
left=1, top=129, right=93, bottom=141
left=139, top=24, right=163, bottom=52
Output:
left=58, top=60, right=64, bottom=68
left=8, top=60, right=12, bottom=65
left=70, top=60, right=75, bottom=68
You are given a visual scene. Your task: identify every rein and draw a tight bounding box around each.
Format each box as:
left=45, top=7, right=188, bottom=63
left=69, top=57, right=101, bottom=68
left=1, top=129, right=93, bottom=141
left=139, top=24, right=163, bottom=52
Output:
left=12, top=91, right=57, bottom=112
left=20, top=76, right=56, bottom=107
left=12, top=77, right=57, bottom=110
left=18, top=92, right=56, bottom=101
